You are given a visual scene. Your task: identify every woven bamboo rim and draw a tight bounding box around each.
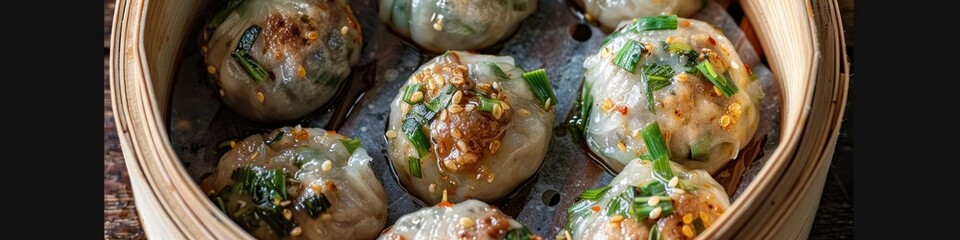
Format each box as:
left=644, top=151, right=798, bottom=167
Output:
left=109, top=0, right=848, bottom=239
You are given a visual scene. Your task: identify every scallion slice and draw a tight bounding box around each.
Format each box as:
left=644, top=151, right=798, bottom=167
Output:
left=696, top=61, right=739, bottom=97
left=206, top=0, right=246, bottom=31
left=612, top=40, right=646, bottom=73
left=641, top=123, right=675, bottom=183
left=521, top=69, right=557, bottom=109
left=408, top=156, right=422, bottom=178
left=255, top=205, right=298, bottom=236
left=606, top=197, right=622, bottom=216
left=232, top=25, right=268, bottom=84
left=689, top=136, right=712, bottom=161
left=668, top=41, right=693, bottom=54
left=426, top=84, right=457, bottom=112
left=579, top=185, right=612, bottom=200
left=265, top=131, right=284, bottom=145
left=303, top=193, right=332, bottom=217
left=402, top=118, right=430, bottom=157
left=649, top=224, right=661, bottom=240
left=402, top=83, right=425, bottom=104
left=639, top=181, right=666, bottom=197
left=477, top=96, right=500, bottom=112
left=628, top=15, right=679, bottom=32
left=505, top=226, right=533, bottom=240
left=631, top=196, right=674, bottom=220
left=339, top=138, right=361, bottom=154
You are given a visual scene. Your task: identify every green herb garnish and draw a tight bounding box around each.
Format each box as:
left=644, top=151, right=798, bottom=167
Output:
left=521, top=69, right=557, bottom=109
left=613, top=40, right=646, bottom=73
left=579, top=185, right=612, bottom=200
left=489, top=63, right=509, bottom=81
left=232, top=25, right=268, bottom=84
left=505, top=226, right=533, bottom=240
left=696, top=61, right=739, bottom=97
left=402, top=83, right=425, bottom=104
left=408, top=156, right=422, bottom=178
left=339, top=138, right=361, bottom=154
left=303, top=193, right=332, bottom=217
left=402, top=118, right=430, bottom=157
left=641, top=123, right=675, bottom=183
left=631, top=196, right=674, bottom=220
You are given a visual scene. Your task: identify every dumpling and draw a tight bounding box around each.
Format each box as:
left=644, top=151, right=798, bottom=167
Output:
left=201, top=126, right=387, bottom=239
left=565, top=123, right=729, bottom=240
left=380, top=198, right=541, bottom=240
left=202, top=0, right=362, bottom=122
left=378, top=0, right=537, bottom=52
left=571, top=15, right=762, bottom=174
left=385, top=51, right=556, bottom=205
left=574, top=0, right=703, bottom=31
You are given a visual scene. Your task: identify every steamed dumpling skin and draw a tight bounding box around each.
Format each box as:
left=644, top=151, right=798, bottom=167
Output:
left=566, top=159, right=729, bottom=240
left=203, top=0, right=362, bottom=122
left=386, top=51, right=555, bottom=205
left=581, top=16, right=762, bottom=173
left=201, top=126, right=387, bottom=239
left=378, top=0, right=537, bottom=52
left=379, top=199, right=540, bottom=240
left=575, top=0, right=703, bottom=31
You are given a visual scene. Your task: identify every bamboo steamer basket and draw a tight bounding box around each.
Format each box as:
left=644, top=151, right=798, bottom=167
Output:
left=109, top=0, right=849, bottom=239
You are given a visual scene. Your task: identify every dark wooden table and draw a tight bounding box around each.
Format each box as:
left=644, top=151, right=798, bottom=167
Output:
left=102, top=1, right=854, bottom=239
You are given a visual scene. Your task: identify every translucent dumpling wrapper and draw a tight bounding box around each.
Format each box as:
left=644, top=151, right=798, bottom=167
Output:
left=202, top=0, right=363, bottom=122
left=386, top=51, right=556, bottom=205
left=565, top=159, right=730, bottom=240
left=379, top=199, right=541, bottom=240
left=201, top=126, right=387, bottom=239
left=573, top=16, right=763, bottom=173
left=575, top=0, right=703, bottom=31
left=378, top=0, right=537, bottom=52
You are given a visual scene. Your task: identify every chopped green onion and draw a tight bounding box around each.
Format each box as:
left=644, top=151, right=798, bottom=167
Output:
left=489, top=63, right=509, bottom=81
left=641, top=123, right=675, bottom=183
left=579, top=185, right=612, bottom=200
left=681, top=50, right=700, bottom=73
left=255, top=204, right=298, bottom=236
left=668, top=41, right=693, bottom=53
left=513, top=2, right=528, bottom=11
left=521, top=69, right=557, bottom=109
left=468, top=89, right=490, bottom=98
left=232, top=25, right=268, bottom=84
left=606, top=197, right=622, bottom=216
left=505, top=226, right=533, bottom=240
left=631, top=196, right=674, bottom=219
left=693, top=218, right=707, bottom=233
left=265, top=131, right=284, bottom=145
left=426, top=84, right=457, bottom=112
left=408, top=157, right=422, bottom=178
left=296, top=146, right=323, bottom=167
left=642, top=64, right=674, bottom=113
left=206, top=0, right=247, bottom=31
left=402, top=118, right=430, bottom=157
left=314, top=71, right=341, bottom=86
left=628, top=15, right=679, bottom=32
left=696, top=61, right=739, bottom=97
left=402, top=83, right=425, bottom=104
left=612, top=40, right=646, bottom=73
left=339, top=138, right=361, bottom=154
left=303, top=193, right=332, bottom=217
left=409, top=104, right=437, bottom=125
left=689, top=136, right=712, bottom=161
left=649, top=224, right=660, bottom=240
left=638, top=181, right=666, bottom=197
left=568, top=81, right=593, bottom=139
left=212, top=196, right=228, bottom=214
left=231, top=204, right=260, bottom=230
left=477, top=96, right=500, bottom=112
left=230, top=167, right=288, bottom=205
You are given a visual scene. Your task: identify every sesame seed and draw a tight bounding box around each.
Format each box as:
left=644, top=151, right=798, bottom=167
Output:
left=251, top=151, right=259, bottom=160
left=433, top=22, right=443, bottom=31
left=676, top=73, right=688, bottom=82
left=219, top=89, right=225, bottom=96
left=452, top=90, right=463, bottom=104
left=632, top=129, right=642, bottom=138
left=207, top=190, right=215, bottom=195
left=274, top=198, right=282, bottom=206
left=714, top=86, right=723, bottom=96
left=609, top=215, right=625, bottom=223
left=444, top=158, right=459, bottom=171
left=321, top=213, right=332, bottom=221
left=429, top=183, right=437, bottom=193
left=682, top=225, right=695, bottom=238
left=720, top=115, right=732, bottom=128
left=647, top=196, right=660, bottom=206
left=290, top=226, right=302, bottom=237
left=256, top=92, right=265, bottom=103
left=451, top=129, right=462, bottom=139
left=640, top=160, right=651, bottom=166
left=729, top=102, right=742, bottom=116
left=460, top=217, right=475, bottom=227
left=311, top=183, right=323, bottom=193
left=433, top=75, right=445, bottom=86
left=519, top=109, right=530, bottom=116
left=322, top=160, right=333, bottom=172
left=280, top=200, right=292, bottom=207
left=401, top=103, right=412, bottom=115
left=500, top=101, right=511, bottom=110
left=297, top=65, right=306, bottom=79
left=440, top=109, right=449, bottom=121
left=486, top=174, right=495, bottom=183
left=207, top=65, right=217, bottom=74
left=283, top=208, right=293, bottom=220
left=544, top=98, right=552, bottom=109
left=341, top=26, right=349, bottom=35
left=649, top=207, right=663, bottom=219
left=451, top=76, right=465, bottom=84
left=490, top=140, right=501, bottom=154
left=307, top=31, right=319, bottom=40
left=602, top=98, right=614, bottom=112
left=492, top=104, right=503, bottom=119
left=669, top=176, right=679, bottom=188
left=448, top=104, right=463, bottom=113
left=683, top=213, right=694, bottom=224
left=699, top=211, right=712, bottom=227
left=674, top=188, right=687, bottom=194
left=464, top=103, right=476, bottom=112
left=409, top=91, right=424, bottom=103
left=609, top=222, right=620, bottom=229
left=386, top=130, right=397, bottom=138
left=492, top=81, right=499, bottom=90
left=617, top=141, right=627, bottom=152
left=730, top=60, right=740, bottom=70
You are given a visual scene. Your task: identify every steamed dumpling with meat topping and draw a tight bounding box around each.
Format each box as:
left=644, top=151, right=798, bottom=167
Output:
left=201, top=126, right=387, bottom=239
left=385, top=51, right=556, bottom=205
left=571, top=15, right=762, bottom=173
left=378, top=0, right=537, bottom=52
left=380, top=199, right=541, bottom=240
left=565, top=124, right=729, bottom=240
left=202, top=0, right=362, bottom=122
left=575, top=0, right=703, bottom=31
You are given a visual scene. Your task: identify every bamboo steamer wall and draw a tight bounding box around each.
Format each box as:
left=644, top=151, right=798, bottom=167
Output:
left=109, top=0, right=849, bottom=239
